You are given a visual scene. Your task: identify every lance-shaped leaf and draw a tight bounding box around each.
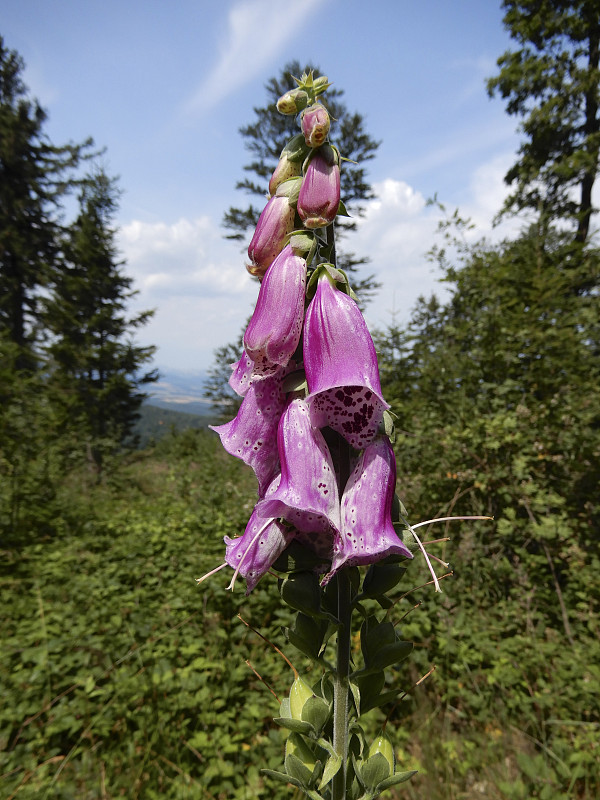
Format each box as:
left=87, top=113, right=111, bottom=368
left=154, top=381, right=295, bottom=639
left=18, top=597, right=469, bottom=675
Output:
left=224, top=507, right=295, bottom=593
left=210, top=369, right=288, bottom=494
left=244, top=244, right=307, bottom=378
left=326, top=437, right=412, bottom=580
left=304, top=274, right=389, bottom=449
left=257, top=398, right=341, bottom=537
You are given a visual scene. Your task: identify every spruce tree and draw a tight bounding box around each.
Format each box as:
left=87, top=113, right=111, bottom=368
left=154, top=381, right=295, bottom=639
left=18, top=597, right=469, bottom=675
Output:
left=45, top=171, right=157, bottom=475
left=487, top=0, right=600, bottom=242
left=0, top=36, right=94, bottom=369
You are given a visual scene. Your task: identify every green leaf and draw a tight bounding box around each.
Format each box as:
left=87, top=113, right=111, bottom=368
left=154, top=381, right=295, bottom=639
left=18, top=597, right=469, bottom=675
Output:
left=301, top=695, right=330, bottom=734
left=319, top=754, right=343, bottom=789
left=274, top=716, right=314, bottom=735
left=359, top=753, right=390, bottom=791
left=377, top=770, right=418, bottom=790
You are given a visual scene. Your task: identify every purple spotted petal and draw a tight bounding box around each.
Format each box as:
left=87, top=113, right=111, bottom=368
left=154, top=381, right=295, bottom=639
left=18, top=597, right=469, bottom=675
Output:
left=326, top=437, right=412, bottom=580
left=304, top=275, right=389, bottom=449
left=244, top=244, right=307, bottom=378
left=257, top=398, right=341, bottom=536
left=225, top=508, right=295, bottom=594
left=229, top=350, right=255, bottom=396
left=210, top=370, right=288, bottom=495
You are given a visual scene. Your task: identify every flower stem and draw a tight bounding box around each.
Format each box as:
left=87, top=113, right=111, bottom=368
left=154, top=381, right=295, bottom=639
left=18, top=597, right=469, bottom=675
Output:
left=332, top=568, right=352, bottom=800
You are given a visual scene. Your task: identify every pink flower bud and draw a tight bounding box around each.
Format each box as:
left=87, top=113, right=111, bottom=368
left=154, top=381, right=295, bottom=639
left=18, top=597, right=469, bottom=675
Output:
left=247, top=194, right=295, bottom=276
left=301, top=103, right=330, bottom=147
left=297, top=145, right=340, bottom=229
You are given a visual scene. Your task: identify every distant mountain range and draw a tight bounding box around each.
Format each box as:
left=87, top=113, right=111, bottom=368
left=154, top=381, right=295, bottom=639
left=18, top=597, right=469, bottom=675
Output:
left=136, top=369, right=218, bottom=446
left=147, top=368, right=211, bottom=414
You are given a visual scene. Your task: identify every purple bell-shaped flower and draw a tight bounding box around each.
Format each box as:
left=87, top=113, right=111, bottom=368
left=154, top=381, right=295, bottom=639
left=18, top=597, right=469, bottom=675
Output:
left=327, top=436, right=413, bottom=579
left=210, top=368, right=288, bottom=495
left=224, top=509, right=296, bottom=594
left=244, top=244, right=306, bottom=378
left=303, top=274, right=389, bottom=449
left=257, top=397, right=341, bottom=537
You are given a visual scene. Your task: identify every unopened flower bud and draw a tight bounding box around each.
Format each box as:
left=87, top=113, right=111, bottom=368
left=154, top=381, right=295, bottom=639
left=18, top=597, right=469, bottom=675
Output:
left=297, top=145, right=340, bottom=229
left=289, top=676, right=314, bottom=720
left=248, top=194, right=295, bottom=276
left=368, top=734, right=396, bottom=773
left=277, top=88, right=309, bottom=115
left=269, top=134, right=310, bottom=196
left=301, top=103, right=330, bottom=147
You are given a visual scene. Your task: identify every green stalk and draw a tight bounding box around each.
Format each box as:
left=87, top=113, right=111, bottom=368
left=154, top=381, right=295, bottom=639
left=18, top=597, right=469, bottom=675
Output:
left=332, top=568, right=352, bottom=800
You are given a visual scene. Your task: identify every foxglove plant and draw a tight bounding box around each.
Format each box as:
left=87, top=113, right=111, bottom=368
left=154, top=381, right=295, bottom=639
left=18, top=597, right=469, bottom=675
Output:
left=199, top=69, right=488, bottom=800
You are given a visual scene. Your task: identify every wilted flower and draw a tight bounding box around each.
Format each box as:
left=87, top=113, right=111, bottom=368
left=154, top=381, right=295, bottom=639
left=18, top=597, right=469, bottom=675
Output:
left=301, top=103, right=330, bottom=147
left=297, top=145, right=340, bottom=229
left=210, top=368, right=289, bottom=494
left=224, top=508, right=296, bottom=594
left=257, top=397, right=341, bottom=536
left=304, top=274, right=389, bottom=449
left=244, top=244, right=306, bottom=378
left=247, top=193, right=296, bottom=277
left=327, top=437, right=412, bottom=579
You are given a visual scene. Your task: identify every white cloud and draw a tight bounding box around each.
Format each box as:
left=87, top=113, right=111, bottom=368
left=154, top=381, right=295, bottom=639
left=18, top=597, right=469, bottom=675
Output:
left=118, top=216, right=259, bottom=370
left=118, top=152, right=523, bottom=372
left=186, top=0, right=325, bottom=112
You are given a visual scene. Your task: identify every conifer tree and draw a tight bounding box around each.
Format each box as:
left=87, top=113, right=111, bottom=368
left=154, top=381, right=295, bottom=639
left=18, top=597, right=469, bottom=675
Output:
left=487, top=0, right=600, bottom=242
left=0, top=36, right=94, bottom=369
left=45, top=171, right=157, bottom=475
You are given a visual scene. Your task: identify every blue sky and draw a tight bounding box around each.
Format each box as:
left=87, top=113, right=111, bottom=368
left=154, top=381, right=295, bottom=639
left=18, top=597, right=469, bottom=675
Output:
left=4, top=0, right=524, bottom=378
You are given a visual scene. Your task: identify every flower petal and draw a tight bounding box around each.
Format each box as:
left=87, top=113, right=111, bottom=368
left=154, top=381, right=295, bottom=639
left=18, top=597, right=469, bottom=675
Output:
left=210, top=369, right=288, bottom=494
left=225, top=509, right=295, bottom=594
left=229, top=350, right=255, bottom=396
left=257, top=398, right=341, bottom=536
left=327, top=437, right=412, bottom=580
left=304, top=275, right=389, bottom=448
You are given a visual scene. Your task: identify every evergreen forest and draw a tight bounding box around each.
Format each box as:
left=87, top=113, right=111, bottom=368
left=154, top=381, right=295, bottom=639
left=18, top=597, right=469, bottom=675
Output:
left=1, top=3, right=599, bottom=799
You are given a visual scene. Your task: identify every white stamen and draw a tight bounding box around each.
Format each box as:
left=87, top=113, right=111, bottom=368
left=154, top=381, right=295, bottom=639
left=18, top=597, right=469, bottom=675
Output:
left=196, top=562, right=227, bottom=585
left=226, top=518, right=273, bottom=591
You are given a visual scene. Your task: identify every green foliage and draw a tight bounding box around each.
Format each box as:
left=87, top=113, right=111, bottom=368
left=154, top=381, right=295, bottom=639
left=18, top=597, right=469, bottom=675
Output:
left=374, top=215, right=600, bottom=798
left=0, top=429, right=298, bottom=800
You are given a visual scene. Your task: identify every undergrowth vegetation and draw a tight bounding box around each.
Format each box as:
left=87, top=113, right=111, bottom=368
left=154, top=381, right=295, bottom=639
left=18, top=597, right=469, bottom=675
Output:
left=2, top=422, right=598, bottom=799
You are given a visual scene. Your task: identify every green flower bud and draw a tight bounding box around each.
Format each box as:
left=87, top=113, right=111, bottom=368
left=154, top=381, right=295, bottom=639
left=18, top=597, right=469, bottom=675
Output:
left=368, top=733, right=395, bottom=774
left=289, top=676, right=314, bottom=720
left=277, top=88, right=309, bottom=115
